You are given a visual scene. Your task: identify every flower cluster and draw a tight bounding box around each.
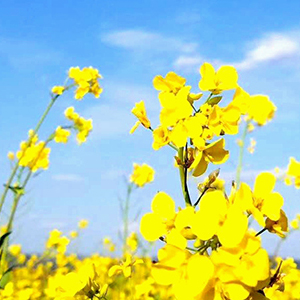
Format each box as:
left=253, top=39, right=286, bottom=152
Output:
left=15, top=130, right=51, bottom=172
left=284, top=157, right=300, bottom=189
left=131, top=63, right=276, bottom=177
left=68, top=67, right=103, bottom=100
left=130, top=163, right=155, bottom=187
left=64, top=106, right=93, bottom=144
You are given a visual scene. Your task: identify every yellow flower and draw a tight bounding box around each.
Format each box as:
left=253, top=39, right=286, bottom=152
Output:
left=152, top=126, right=171, bottom=150
left=108, top=255, right=143, bottom=278
left=153, top=71, right=186, bottom=94
left=9, top=244, right=22, bottom=257
left=126, top=232, right=139, bottom=252
left=170, top=114, right=206, bottom=148
left=199, top=62, right=238, bottom=94
left=248, top=138, right=257, bottom=154
left=210, top=231, right=270, bottom=300
left=46, top=229, right=70, bottom=254
left=265, top=210, right=288, bottom=238
left=7, top=151, right=15, bottom=160
left=191, top=138, right=229, bottom=177
left=51, top=86, right=65, bottom=95
left=70, top=231, right=78, bottom=238
left=287, top=157, right=300, bottom=188
left=247, top=95, right=276, bottom=125
left=68, top=66, right=103, bottom=100
left=54, top=126, right=70, bottom=143
left=64, top=107, right=93, bottom=144
left=208, top=103, right=241, bottom=136
left=290, top=218, right=299, bottom=230
left=16, top=137, right=51, bottom=172
left=130, top=163, right=155, bottom=187
left=57, top=263, right=100, bottom=298
left=140, top=192, right=176, bottom=242
left=159, top=86, right=193, bottom=127
left=238, top=172, right=284, bottom=227
left=130, top=100, right=151, bottom=133
left=152, top=244, right=215, bottom=300
left=78, top=219, right=89, bottom=229
left=192, top=190, right=248, bottom=247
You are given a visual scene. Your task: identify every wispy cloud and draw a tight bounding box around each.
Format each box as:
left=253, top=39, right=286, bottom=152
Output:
left=0, top=37, right=63, bottom=69
left=101, top=29, right=198, bottom=53
left=234, top=32, right=300, bottom=70
left=52, top=174, right=85, bottom=182
left=173, top=55, right=203, bottom=73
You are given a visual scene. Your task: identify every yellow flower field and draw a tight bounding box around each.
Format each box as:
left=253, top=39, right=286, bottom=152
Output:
left=0, top=62, right=300, bottom=300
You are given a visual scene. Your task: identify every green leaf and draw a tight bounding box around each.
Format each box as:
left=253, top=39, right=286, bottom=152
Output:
left=0, top=267, right=13, bottom=289
left=206, top=96, right=222, bottom=106
left=0, top=232, right=11, bottom=249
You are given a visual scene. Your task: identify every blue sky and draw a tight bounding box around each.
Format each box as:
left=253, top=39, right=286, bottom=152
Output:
left=0, top=0, right=299, bottom=258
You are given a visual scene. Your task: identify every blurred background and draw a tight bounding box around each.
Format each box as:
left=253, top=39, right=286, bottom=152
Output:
left=0, top=0, right=299, bottom=258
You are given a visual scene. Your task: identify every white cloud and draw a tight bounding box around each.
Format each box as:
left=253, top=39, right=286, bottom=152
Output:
left=173, top=55, right=203, bottom=73
left=52, top=174, right=85, bottom=182
left=235, top=32, right=300, bottom=70
left=101, top=29, right=198, bottom=53
left=0, top=37, right=63, bottom=69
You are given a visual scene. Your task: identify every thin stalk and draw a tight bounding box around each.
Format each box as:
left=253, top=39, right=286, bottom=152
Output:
left=255, top=227, right=267, bottom=237
left=273, top=238, right=285, bottom=258
left=1, top=137, right=53, bottom=272
left=178, top=147, right=192, bottom=206
left=0, top=96, right=58, bottom=215
left=123, top=183, right=133, bottom=256
left=236, top=120, right=250, bottom=188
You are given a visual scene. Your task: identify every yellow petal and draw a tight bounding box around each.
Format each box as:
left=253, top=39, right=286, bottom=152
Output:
left=166, top=229, right=187, bottom=250
left=192, top=154, right=208, bottom=177
left=204, top=138, right=229, bottom=164
left=140, top=213, right=166, bottom=241
left=218, top=207, right=248, bottom=248
left=108, top=265, right=122, bottom=277
left=151, top=192, right=176, bottom=220
left=254, top=172, right=276, bottom=199
left=216, top=66, right=238, bottom=90
left=262, top=192, right=284, bottom=221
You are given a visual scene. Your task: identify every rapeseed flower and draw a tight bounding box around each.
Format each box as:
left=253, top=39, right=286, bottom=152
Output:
left=199, top=62, right=238, bottom=94
left=130, top=163, right=154, bottom=187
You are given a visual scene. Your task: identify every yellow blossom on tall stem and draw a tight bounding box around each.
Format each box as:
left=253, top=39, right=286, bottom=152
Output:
left=68, top=66, right=103, bottom=100
left=153, top=71, right=186, bottom=94
left=108, top=255, right=143, bottom=278
left=54, top=126, right=70, bottom=143
left=130, top=100, right=151, bottom=133
left=78, top=219, right=89, bottom=229
left=130, top=163, right=155, bottom=187
left=238, top=172, right=284, bottom=227
left=199, top=62, right=238, bottom=94
left=190, top=138, right=229, bottom=176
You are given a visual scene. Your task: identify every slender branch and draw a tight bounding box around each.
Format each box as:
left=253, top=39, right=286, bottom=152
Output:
left=255, top=227, right=267, bottom=237
left=194, top=187, right=209, bottom=207
left=123, top=182, right=134, bottom=256
left=236, top=120, right=250, bottom=188
left=178, top=147, right=192, bottom=206
left=0, top=96, right=58, bottom=216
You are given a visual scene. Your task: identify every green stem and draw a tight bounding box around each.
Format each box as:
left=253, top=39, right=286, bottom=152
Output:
left=273, top=238, right=285, bottom=258
left=123, top=183, right=133, bottom=256
left=255, top=227, right=267, bottom=237
left=236, top=120, right=249, bottom=188
left=178, top=147, right=192, bottom=206
left=0, top=96, right=58, bottom=216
